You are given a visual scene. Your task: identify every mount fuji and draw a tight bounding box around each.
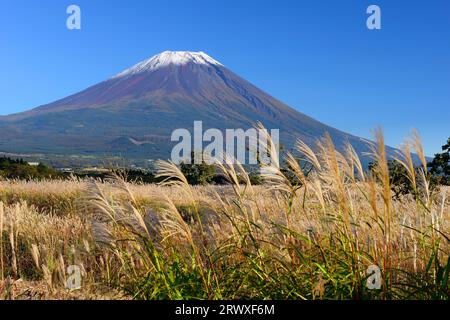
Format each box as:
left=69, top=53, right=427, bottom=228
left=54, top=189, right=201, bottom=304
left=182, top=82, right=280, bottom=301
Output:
left=0, top=51, right=378, bottom=162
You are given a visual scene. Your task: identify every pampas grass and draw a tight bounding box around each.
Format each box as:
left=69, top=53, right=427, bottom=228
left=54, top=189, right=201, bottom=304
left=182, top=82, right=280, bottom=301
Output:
left=0, top=127, right=448, bottom=300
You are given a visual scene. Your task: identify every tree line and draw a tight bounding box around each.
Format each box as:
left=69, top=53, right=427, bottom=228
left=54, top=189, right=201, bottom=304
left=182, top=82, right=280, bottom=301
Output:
left=1, top=137, right=449, bottom=191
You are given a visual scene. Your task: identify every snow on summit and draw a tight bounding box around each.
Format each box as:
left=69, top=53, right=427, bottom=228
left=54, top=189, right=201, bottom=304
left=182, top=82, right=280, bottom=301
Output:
left=114, top=51, right=223, bottom=78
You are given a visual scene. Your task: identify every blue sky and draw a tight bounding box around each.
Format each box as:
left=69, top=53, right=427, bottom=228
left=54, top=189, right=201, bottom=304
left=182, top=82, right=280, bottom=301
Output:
left=1, top=0, right=449, bottom=156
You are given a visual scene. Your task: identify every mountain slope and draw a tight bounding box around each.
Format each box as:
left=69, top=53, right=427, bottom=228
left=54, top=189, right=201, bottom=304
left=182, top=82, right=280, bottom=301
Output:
left=0, top=51, right=375, bottom=161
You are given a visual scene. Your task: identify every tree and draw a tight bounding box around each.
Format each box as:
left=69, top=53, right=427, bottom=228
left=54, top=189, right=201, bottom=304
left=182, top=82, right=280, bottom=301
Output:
left=369, top=160, right=414, bottom=199
left=0, top=157, right=62, bottom=180
left=428, top=137, right=450, bottom=186
left=281, top=156, right=313, bottom=188
left=180, top=152, right=215, bottom=185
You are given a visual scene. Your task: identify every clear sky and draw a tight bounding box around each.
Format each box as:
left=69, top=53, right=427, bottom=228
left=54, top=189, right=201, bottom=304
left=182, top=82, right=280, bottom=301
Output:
left=1, top=0, right=449, bottom=156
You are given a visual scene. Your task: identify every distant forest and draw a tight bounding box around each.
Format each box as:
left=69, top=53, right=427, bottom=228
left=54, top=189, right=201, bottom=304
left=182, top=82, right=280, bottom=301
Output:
left=0, top=136, right=448, bottom=189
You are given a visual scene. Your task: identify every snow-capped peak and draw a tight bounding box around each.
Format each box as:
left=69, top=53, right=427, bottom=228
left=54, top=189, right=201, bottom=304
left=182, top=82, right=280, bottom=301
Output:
left=113, top=51, right=223, bottom=78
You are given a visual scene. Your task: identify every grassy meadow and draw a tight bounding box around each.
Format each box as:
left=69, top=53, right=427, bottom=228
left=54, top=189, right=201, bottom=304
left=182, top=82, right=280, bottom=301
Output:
left=0, top=130, right=448, bottom=300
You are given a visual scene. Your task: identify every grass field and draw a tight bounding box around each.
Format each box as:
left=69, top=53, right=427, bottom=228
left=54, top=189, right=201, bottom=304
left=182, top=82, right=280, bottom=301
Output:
left=0, top=131, right=448, bottom=300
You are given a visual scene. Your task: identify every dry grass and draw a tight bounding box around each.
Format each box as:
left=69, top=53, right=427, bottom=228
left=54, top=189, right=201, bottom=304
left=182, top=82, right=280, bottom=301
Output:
left=0, top=130, right=448, bottom=300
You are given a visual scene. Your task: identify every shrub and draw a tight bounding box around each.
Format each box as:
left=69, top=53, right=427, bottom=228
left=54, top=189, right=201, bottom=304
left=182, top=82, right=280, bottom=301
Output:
left=179, top=153, right=215, bottom=185
left=0, top=157, right=62, bottom=180
left=428, top=137, right=450, bottom=186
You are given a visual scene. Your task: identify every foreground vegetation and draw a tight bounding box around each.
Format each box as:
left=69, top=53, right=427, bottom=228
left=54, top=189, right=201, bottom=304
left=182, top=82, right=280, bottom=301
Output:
left=0, top=129, right=448, bottom=300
